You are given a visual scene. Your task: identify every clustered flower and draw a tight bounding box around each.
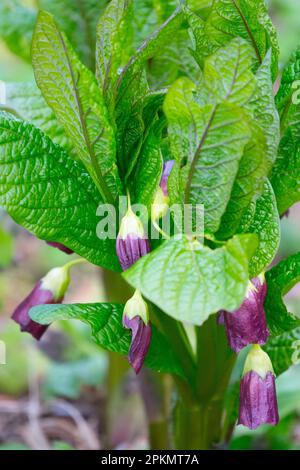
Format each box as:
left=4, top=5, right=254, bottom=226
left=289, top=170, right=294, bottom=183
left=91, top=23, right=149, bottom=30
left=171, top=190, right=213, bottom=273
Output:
left=219, top=273, right=279, bottom=430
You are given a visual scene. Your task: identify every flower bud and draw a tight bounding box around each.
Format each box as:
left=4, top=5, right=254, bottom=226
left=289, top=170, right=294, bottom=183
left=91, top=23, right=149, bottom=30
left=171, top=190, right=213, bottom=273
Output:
left=238, top=345, right=279, bottom=430
left=12, top=266, right=70, bottom=340
left=116, top=206, right=150, bottom=271
left=151, top=160, right=174, bottom=222
left=220, top=274, right=269, bottom=353
left=46, top=241, right=73, bottom=255
left=123, top=290, right=152, bottom=374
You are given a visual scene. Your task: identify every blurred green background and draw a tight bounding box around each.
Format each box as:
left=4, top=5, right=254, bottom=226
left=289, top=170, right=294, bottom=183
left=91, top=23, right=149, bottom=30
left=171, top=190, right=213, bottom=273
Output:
left=0, top=0, right=300, bottom=450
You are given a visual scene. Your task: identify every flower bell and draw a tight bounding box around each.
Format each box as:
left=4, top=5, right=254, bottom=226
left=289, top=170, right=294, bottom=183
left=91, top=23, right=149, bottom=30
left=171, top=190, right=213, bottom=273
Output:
left=151, top=160, right=174, bottom=221
left=219, top=274, right=269, bottom=353
left=238, top=345, right=279, bottom=430
left=12, top=265, right=70, bottom=340
left=123, top=290, right=152, bottom=374
left=46, top=241, right=73, bottom=255
left=116, top=201, right=150, bottom=271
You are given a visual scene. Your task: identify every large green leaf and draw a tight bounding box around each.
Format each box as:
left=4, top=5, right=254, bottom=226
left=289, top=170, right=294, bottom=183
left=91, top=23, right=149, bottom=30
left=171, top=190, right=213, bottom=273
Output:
left=130, top=119, right=163, bottom=210
left=271, top=129, right=300, bottom=215
left=29, top=303, right=185, bottom=378
left=217, top=123, right=268, bottom=238
left=271, top=49, right=300, bottom=215
left=265, top=327, right=300, bottom=376
left=39, top=0, right=108, bottom=70
left=0, top=0, right=36, bottom=62
left=203, top=38, right=256, bottom=106
left=164, top=77, right=250, bottom=233
left=238, top=180, right=280, bottom=278
left=185, top=0, right=279, bottom=79
left=185, top=0, right=279, bottom=78
left=124, top=234, right=258, bottom=326
left=96, top=0, right=133, bottom=104
left=5, top=82, right=73, bottom=154
left=265, top=252, right=300, bottom=337
left=276, top=47, right=300, bottom=138
left=0, top=114, right=120, bottom=271
left=32, top=11, right=121, bottom=204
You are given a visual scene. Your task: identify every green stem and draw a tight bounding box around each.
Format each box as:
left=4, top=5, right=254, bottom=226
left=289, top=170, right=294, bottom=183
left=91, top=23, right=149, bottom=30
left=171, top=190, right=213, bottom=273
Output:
left=173, top=315, right=236, bottom=449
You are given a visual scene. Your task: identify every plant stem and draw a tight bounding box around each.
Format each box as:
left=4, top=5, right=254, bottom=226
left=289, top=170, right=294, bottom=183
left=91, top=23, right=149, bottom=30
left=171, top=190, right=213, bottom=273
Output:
left=173, top=315, right=236, bottom=449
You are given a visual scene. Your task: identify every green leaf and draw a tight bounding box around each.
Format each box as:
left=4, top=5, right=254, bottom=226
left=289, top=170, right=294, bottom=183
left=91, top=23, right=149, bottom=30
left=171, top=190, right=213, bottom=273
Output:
left=265, top=252, right=300, bottom=337
left=264, top=327, right=300, bottom=376
left=5, top=82, right=73, bottom=154
left=164, top=77, right=251, bottom=233
left=32, top=11, right=121, bottom=204
left=30, top=303, right=186, bottom=378
left=0, top=0, right=36, bottom=62
left=0, top=225, right=13, bottom=268
left=276, top=47, right=300, bottom=138
left=96, top=0, right=133, bottom=103
left=130, top=119, right=163, bottom=210
left=203, top=38, right=256, bottom=106
left=185, top=0, right=279, bottom=79
left=0, top=115, right=120, bottom=271
left=238, top=180, right=280, bottom=278
left=271, top=49, right=300, bottom=214
left=217, top=123, right=268, bottom=238
left=39, top=0, right=108, bottom=70
left=124, top=234, right=258, bottom=326
left=248, top=50, right=280, bottom=170
left=271, top=129, right=300, bottom=215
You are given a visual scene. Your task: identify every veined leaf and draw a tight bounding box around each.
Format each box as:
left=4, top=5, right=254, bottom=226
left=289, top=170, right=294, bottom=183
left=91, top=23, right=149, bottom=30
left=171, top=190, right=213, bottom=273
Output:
left=271, top=49, right=300, bottom=214
left=164, top=77, right=250, bottom=233
left=124, top=234, right=258, bottom=326
left=0, top=0, right=36, bottom=62
left=96, top=0, right=133, bottom=103
left=265, top=252, right=300, bottom=337
left=185, top=0, right=279, bottom=79
left=248, top=51, right=280, bottom=170
left=276, top=47, right=300, bottom=138
left=271, top=129, right=300, bottom=215
left=238, top=180, right=280, bottom=278
left=39, top=0, right=108, bottom=70
left=130, top=119, right=164, bottom=210
left=30, top=302, right=185, bottom=378
left=5, top=82, right=73, bottom=154
left=203, top=38, right=256, bottom=106
left=32, top=11, right=121, bottom=204
left=264, top=327, right=300, bottom=376
left=0, top=115, right=120, bottom=271
left=217, top=123, right=268, bottom=238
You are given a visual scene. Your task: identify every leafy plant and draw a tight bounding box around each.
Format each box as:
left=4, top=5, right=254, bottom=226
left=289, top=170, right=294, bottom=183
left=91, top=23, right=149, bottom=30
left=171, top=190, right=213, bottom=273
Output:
left=1, top=0, right=300, bottom=450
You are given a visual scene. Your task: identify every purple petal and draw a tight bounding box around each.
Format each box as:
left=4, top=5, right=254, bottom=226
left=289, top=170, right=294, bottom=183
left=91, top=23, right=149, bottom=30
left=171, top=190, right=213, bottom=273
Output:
left=12, top=281, right=62, bottom=340
left=116, top=235, right=150, bottom=271
left=160, top=160, right=174, bottom=197
left=238, top=371, right=279, bottom=430
left=46, top=242, right=73, bottom=255
left=123, top=315, right=152, bottom=374
left=222, top=277, right=269, bottom=353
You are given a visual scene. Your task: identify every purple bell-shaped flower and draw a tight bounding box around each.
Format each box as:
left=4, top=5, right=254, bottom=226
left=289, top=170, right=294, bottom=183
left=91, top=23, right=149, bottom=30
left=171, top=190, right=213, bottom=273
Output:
left=151, top=160, right=174, bottom=222
left=12, top=265, right=70, bottom=340
left=123, top=289, right=152, bottom=374
left=238, top=344, right=279, bottom=430
left=219, top=274, right=269, bottom=353
left=116, top=202, right=150, bottom=271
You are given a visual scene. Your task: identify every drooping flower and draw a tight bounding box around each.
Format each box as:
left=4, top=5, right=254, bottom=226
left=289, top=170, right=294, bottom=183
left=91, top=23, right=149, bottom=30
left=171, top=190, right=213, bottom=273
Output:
left=220, top=274, right=269, bottom=353
left=12, top=265, right=70, bottom=340
left=123, top=289, right=152, bottom=374
left=238, top=344, right=279, bottom=430
left=151, top=160, right=175, bottom=221
left=46, top=241, right=73, bottom=255
left=116, top=203, right=150, bottom=271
